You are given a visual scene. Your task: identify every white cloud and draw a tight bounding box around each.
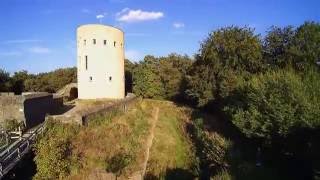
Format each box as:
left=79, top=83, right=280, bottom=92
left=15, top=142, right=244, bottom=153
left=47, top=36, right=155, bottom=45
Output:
left=173, top=22, right=185, bottom=29
left=96, top=14, right=105, bottom=19
left=125, top=50, right=143, bottom=61
left=1, top=39, right=42, bottom=44
left=116, top=8, right=164, bottom=23
left=28, top=47, right=51, bottom=54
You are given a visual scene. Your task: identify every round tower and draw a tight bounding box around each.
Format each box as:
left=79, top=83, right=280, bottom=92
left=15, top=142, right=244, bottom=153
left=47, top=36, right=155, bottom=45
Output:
left=77, top=24, right=125, bottom=99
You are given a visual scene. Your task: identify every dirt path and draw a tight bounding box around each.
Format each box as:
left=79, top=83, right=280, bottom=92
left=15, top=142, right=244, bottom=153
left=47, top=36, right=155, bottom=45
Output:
left=129, top=107, right=159, bottom=180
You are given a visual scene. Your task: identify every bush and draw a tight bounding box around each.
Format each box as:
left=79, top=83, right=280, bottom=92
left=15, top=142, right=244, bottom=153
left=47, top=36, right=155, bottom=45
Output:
left=211, top=170, right=232, bottom=180
left=224, top=69, right=320, bottom=144
left=192, top=119, right=233, bottom=175
left=34, top=121, right=79, bottom=179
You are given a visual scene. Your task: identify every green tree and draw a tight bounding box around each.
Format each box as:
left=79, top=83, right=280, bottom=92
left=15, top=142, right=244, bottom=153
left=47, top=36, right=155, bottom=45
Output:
left=224, top=69, right=320, bottom=143
left=185, top=26, right=263, bottom=107
left=24, top=67, right=77, bottom=93
left=291, top=21, right=320, bottom=70
left=159, top=54, right=193, bottom=100
left=133, top=55, right=165, bottom=98
left=263, top=26, right=295, bottom=68
left=125, top=59, right=135, bottom=94
left=0, top=69, right=10, bottom=92
left=34, top=121, right=79, bottom=179
left=9, top=70, right=30, bottom=94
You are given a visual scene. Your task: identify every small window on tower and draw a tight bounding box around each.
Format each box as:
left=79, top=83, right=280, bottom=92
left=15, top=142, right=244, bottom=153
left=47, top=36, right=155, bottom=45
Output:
left=109, top=76, right=112, bottom=81
left=93, top=39, right=96, bottom=44
left=89, top=76, right=93, bottom=82
left=85, top=56, right=88, bottom=70
left=114, top=41, right=116, bottom=47
left=104, top=40, right=107, bottom=45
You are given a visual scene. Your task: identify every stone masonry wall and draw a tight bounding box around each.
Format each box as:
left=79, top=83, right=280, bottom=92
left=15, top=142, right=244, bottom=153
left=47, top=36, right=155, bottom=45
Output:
left=0, top=92, right=60, bottom=129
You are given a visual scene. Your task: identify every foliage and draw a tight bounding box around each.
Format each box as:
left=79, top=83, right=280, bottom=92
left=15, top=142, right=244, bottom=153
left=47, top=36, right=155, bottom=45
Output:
left=106, top=152, right=133, bottom=176
left=185, top=26, right=263, bottom=107
left=211, top=170, right=232, bottom=180
left=290, top=21, right=320, bottom=70
left=125, top=59, right=135, bottom=94
left=133, top=55, right=165, bottom=98
left=132, top=54, right=192, bottom=100
left=191, top=118, right=233, bottom=176
left=25, top=67, right=77, bottom=93
left=3, top=119, right=24, bottom=131
left=263, top=26, right=296, bottom=68
left=224, top=69, right=320, bottom=144
left=9, top=70, right=31, bottom=94
left=34, top=120, right=79, bottom=179
left=0, top=69, right=10, bottom=92
left=263, top=22, right=320, bottom=71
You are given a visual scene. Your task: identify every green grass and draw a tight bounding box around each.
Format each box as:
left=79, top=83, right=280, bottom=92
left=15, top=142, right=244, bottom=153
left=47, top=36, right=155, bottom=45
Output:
left=34, top=99, right=154, bottom=179
left=145, top=100, right=197, bottom=179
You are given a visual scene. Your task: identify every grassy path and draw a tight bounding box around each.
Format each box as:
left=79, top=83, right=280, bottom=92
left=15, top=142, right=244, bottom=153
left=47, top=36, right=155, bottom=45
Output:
left=130, top=107, right=159, bottom=180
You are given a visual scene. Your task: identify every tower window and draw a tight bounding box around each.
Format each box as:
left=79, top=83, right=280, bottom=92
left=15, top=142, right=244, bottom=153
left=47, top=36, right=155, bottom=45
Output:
left=93, top=39, right=96, bottom=44
left=84, top=40, right=86, bottom=45
left=109, top=76, right=112, bottom=81
left=85, top=55, right=88, bottom=70
left=114, top=41, right=116, bottom=47
left=89, top=76, right=93, bottom=82
left=104, top=40, right=107, bottom=45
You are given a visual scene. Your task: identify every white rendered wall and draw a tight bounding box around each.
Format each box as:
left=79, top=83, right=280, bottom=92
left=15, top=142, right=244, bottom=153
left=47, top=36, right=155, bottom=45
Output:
left=77, top=24, right=125, bottom=99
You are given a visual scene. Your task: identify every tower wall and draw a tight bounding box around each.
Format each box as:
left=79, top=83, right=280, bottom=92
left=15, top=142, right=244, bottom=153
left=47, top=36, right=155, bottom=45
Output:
left=77, top=24, right=125, bottom=99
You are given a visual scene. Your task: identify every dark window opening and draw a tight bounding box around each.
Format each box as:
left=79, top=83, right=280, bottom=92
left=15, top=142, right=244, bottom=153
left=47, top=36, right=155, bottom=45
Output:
left=109, top=76, right=112, bottom=81
left=85, top=56, right=88, bottom=70
left=114, top=41, right=116, bottom=47
left=93, top=39, right=96, bottom=44
left=89, top=76, right=93, bottom=81
left=104, top=40, right=107, bottom=45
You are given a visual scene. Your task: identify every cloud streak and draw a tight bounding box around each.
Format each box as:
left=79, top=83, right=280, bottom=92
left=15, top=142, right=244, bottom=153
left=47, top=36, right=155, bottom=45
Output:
left=173, top=22, right=185, bottom=29
left=28, top=47, right=51, bottom=54
left=1, top=39, right=42, bottom=44
left=116, top=8, right=164, bottom=23
left=0, top=51, right=22, bottom=57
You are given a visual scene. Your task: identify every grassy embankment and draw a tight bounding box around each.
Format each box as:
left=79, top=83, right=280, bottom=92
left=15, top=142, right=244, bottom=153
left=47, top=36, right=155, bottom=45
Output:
left=34, top=99, right=197, bottom=179
left=144, top=100, right=197, bottom=179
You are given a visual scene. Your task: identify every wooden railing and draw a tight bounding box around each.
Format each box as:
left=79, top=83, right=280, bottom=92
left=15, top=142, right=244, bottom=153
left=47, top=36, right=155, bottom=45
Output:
left=0, top=123, right=45, bottom=178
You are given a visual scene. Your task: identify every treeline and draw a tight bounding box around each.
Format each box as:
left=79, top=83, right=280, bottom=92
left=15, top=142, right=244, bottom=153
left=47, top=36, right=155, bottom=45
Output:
left=0, top=67, right=76, bottom=94
left=126, top=21, right=320, bottom=178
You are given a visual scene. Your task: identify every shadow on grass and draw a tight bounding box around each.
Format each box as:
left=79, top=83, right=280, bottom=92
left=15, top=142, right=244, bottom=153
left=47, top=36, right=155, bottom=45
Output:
left=145, top=168, right=194, bottom=180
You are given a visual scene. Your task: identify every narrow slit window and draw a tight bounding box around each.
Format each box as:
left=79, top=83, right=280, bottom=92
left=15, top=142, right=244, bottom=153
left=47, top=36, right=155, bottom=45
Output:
left=85, top=55, right=88, bottom=70
left=93, top=39, right=96, bottom=44
left=89, top=76, right=92, bottom=81
left=104, top=40, right=107, bottom=45
left=109, top=76, right=112, bottom=81
left=114, top=41, right=116, bottom=47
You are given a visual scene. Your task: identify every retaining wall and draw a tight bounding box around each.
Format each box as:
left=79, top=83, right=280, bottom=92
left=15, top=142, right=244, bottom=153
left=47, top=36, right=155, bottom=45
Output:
left=0, top=92, right=62, bottom=129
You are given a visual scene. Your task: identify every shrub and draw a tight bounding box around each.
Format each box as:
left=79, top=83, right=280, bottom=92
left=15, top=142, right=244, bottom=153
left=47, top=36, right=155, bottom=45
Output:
left=106, top=152, right=134, bottom=176
left=192, top=119, right=233, bottom=175
left=211, top=170, right=232, bottom=180
left=224, top=69, right=320, bottom=144
left=34, top=121, right=79, bottom=179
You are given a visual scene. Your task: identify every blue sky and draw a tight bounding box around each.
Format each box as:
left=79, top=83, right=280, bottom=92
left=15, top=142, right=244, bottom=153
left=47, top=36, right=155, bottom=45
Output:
left=0, top=0, right=319, bottom=74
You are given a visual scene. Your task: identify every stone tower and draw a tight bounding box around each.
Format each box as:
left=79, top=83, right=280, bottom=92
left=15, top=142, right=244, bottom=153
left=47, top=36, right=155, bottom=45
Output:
left=77, top=24, right=125, bottom=99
